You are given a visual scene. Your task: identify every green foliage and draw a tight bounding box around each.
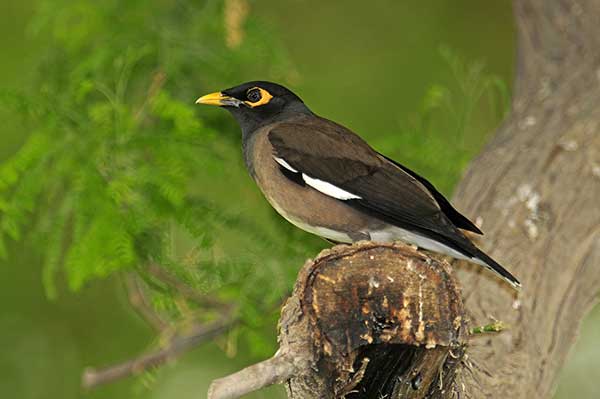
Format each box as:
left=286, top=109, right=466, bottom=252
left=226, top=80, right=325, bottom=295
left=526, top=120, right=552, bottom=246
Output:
left=0, top=0, right=305, bottom=355
left=0, top=0, right=508, bottom=363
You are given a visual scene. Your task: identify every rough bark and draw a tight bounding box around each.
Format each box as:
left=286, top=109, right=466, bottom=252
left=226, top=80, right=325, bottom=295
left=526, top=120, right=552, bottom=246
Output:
left=452, top=0, right=600, bottom=397
left=209, top=243, right=469, bottom=399
left=208, top=0, right=600, bottom=397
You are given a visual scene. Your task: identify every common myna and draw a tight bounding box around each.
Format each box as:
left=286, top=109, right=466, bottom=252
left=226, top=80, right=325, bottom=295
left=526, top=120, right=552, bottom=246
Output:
left=197, top=81, right=520, bottom=289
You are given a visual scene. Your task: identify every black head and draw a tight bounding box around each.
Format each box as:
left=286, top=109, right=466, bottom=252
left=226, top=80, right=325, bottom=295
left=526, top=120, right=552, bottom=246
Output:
left=196, top=81, right=311, bottom=136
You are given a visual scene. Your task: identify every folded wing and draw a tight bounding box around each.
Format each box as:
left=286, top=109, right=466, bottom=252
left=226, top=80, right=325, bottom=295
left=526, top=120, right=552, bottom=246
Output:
left=268, top=118, right=472, bottom=245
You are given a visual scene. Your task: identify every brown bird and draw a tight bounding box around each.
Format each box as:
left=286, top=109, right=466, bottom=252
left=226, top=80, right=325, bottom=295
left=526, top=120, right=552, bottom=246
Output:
left=197, top=81, right=520, bottom=289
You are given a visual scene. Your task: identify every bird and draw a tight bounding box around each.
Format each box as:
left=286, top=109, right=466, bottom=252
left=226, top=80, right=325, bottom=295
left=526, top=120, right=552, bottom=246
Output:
left=196, top=81, right=520, bottom=289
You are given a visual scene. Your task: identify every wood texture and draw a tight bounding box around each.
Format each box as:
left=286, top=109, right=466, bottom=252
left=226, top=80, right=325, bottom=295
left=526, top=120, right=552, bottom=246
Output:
left=452, top=0, right=600, bottom=397
left=279, top=242, right=468, bottom=398
left=208, top=242, right=468, bottom=399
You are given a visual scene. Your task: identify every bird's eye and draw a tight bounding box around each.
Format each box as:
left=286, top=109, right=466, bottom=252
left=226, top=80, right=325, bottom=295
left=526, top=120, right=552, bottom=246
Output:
left=247, top=88, right=262, bottom=103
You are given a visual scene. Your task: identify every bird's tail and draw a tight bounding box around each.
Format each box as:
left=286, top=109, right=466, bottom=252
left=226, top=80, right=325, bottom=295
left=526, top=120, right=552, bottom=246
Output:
left=414, top=227, right=521, bottom=290
left=470, top=249, right=521, bottom=290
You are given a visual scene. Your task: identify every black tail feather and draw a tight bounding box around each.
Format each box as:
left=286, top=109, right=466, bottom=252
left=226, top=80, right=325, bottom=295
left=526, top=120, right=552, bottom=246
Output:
left=471, top=248, right=521, bottom=289
left=406, top=226, right=521, bottom=290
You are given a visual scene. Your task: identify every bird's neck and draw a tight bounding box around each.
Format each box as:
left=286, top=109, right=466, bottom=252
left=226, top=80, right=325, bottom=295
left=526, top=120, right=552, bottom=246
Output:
left=242, top=128, right=259, bottom=178
left=239, top=108, right=313, bottom=178
left=231, top=104, right=312, bottom=136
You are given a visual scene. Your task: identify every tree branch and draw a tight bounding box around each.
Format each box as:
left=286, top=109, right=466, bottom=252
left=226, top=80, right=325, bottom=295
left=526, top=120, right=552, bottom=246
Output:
left=82, top=313, right=237, bottom=389
left=208, top=352, right=299, bottom=399
left=125, top=274, right=169, bottom=331
left=145, top=262, right=226, bottom=308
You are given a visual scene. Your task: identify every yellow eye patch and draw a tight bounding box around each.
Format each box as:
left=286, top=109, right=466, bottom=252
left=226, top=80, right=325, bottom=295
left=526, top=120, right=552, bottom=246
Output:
left=244, top=87, right=273, bottom=107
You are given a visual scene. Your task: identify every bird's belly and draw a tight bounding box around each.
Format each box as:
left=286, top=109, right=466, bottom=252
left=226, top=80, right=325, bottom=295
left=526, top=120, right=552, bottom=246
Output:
left=268, top=202, right=355, bottom=243
left=260, top=179, right=378, bottom=243
left=368, top=226, right=469, bottom=260
left=269, top=194, right=470, bottom=263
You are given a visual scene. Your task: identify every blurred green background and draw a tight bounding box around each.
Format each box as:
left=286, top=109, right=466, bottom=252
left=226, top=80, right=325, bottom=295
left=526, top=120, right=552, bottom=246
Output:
left=0, top=0, right=598, bottom=398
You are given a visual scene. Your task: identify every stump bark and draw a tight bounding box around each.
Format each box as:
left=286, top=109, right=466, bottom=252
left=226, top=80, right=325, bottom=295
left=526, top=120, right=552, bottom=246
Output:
left=209, top=243, right=468, bottom=399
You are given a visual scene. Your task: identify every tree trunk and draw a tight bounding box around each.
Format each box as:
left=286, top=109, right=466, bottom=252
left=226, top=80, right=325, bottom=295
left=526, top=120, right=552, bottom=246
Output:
left=452, top=0, right=600, bottom=397
left=208, top=0, right=600, bottom=397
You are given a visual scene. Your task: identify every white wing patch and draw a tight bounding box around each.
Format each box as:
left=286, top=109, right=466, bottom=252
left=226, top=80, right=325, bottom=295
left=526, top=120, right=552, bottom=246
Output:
left=274, top=155, right=361, bottom=200
left=273, top=156, right=298, bottom=173
left=302, top=174, right=362, bottom=200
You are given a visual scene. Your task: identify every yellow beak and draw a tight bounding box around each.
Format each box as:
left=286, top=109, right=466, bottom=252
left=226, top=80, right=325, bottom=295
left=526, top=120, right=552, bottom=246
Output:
left=196, top=91, right=226, bottom=106
left=196, top=91, right=244, bottom=107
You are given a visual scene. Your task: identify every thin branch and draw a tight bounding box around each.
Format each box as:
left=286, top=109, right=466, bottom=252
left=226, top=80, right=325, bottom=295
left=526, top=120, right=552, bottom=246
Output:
left=133, top=70, right=166, bottom=121
left=82, top=314, right=238, bottom=389
left=207, top=352, right=299, bottom=399
left=146, top=262, right=226, bottom=308
left=125, top=274, right=168, bottom=331
left=86, top=260, right=288, bottom=390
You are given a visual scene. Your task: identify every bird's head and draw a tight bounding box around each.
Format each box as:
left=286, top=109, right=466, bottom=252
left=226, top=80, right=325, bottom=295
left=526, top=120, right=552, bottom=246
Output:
left=196, top=81, right=311, bottom=135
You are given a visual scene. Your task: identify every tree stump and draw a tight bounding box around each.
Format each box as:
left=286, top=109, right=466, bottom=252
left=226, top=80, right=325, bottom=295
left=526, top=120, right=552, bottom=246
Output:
left=208, top=242, right=468, bottom=399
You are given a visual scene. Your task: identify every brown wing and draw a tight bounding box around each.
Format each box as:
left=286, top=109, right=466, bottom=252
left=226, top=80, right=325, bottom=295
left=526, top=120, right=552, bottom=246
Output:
left=268, top=117, right=462, bottom=240
left=377, top=153, right=483, bottom=234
